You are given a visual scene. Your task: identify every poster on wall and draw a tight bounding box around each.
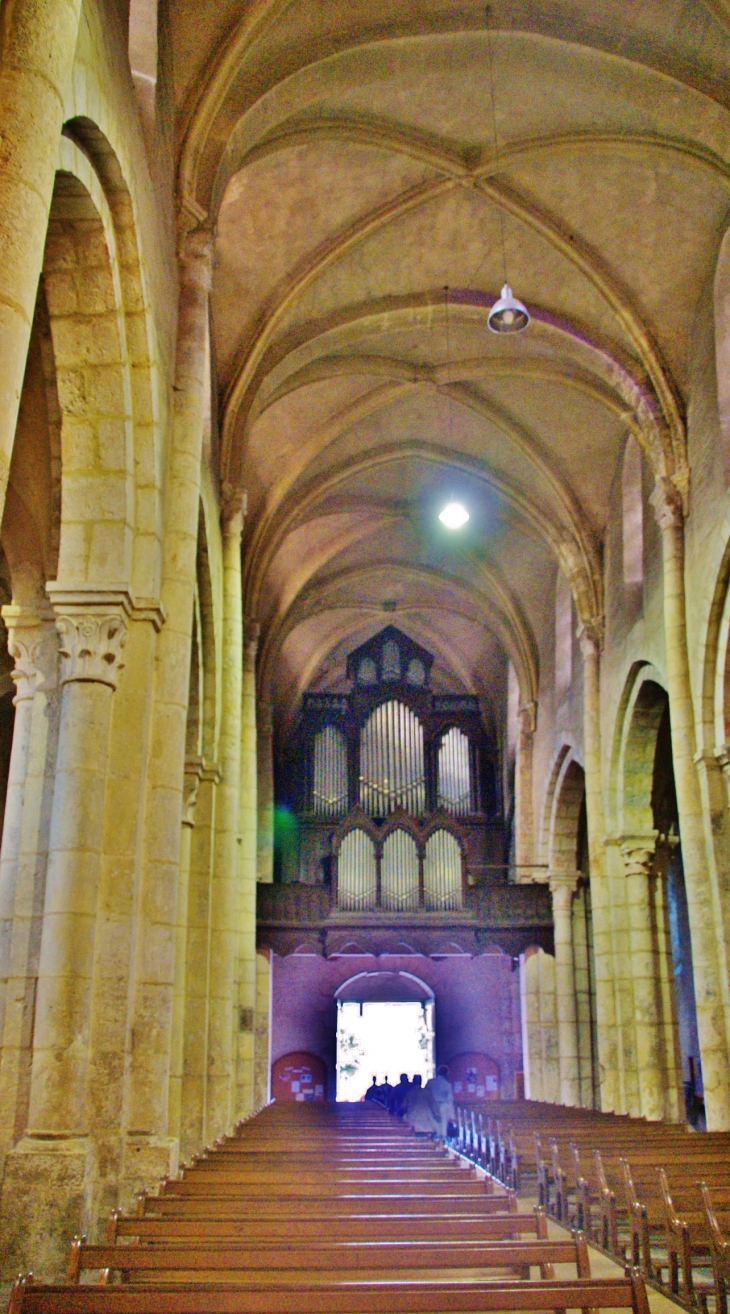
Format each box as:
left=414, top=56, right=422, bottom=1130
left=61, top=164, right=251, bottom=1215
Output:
left=271, top=1050, right=326, bottom=1101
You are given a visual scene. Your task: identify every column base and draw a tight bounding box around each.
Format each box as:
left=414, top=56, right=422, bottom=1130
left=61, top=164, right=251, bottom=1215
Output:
left=120, top=1134, right=179, bottom=1213
left=0, top=1134, right=91, bottom=1280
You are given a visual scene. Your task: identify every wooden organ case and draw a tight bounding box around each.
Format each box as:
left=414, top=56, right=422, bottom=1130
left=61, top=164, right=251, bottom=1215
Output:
left=276, top=627, right=505, bottom=905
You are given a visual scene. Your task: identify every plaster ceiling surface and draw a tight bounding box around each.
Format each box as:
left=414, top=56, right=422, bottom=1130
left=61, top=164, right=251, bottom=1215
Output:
left=175, top=0, right=730, bottom=726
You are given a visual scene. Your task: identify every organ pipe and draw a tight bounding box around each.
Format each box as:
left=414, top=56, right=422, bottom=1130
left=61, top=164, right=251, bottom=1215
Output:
left=359, top=700, right=425, bottom=816
left=423, top=829, right=462, bottom=910
left=312, top=725, right=348, bottom=816
left=437, top=727, right=472, bottom=816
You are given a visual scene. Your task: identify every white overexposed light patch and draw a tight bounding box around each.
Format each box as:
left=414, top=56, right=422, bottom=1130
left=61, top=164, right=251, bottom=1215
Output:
left=439, top=501, right=470, bottom=530
left=336, top=1000, right=435, bottom=1102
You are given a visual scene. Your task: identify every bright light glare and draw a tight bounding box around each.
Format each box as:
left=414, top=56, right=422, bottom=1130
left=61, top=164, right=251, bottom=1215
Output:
left=439, top=501, right=470, bottom=530
left=336, top=1000, right=435, bottom=1102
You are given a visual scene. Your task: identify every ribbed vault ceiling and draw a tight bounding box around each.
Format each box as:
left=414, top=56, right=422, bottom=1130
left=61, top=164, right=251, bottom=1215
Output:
left=173, top=0, right=730, bottom=726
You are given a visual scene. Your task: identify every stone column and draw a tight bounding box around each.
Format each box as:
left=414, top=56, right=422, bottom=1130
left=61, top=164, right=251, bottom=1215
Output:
left=652, top=839, right=684, bottom=1123
left=257, top=699, right=274, bottom=884
left=0, top=604, right=58, bottom=1164
left=180, top=761, right=218, bottom=1160
left=122, top=228, right=213, bottom=1192
left=0, top=0, right=83, bottom=513
left=515, top=702, right=536, bottom=874
left=236, top=620, right=259, bottom=1120
left=651, top=479, right=730, bottom=1129
left=621, top=837, right=665, bottom=1120
left=579, top=625, right=619, bottom=1111
left=0, top=608, right=47, bottom=1050
left=549, top=873, right=581, bottom=1106
left=0, top=590, right=127, bottom=1278
left=253, top=949, right=272, bottom=1109
left=168, top=760, right=201, bottom=1145
left=571, top=884, right=595, bottom=1108
left=207, top=496, right=244, bottom=1141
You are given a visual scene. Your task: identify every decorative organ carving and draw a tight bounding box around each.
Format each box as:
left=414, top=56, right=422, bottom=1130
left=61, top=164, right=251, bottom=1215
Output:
left=359, top=699, right=425, bottom=817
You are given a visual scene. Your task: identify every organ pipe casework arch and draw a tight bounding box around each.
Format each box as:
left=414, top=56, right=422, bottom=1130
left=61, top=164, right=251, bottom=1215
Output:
left=278, top=627, right=502, bottom=905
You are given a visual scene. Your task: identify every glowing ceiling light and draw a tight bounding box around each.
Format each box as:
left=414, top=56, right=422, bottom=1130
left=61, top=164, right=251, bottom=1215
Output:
left=439, top=501, right=470, bottom=530
left=488, top=283, right=530, bottom=334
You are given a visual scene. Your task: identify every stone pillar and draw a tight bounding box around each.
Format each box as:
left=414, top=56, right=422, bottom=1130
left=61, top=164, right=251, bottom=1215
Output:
left=521, top=947, right=559, bottom=1102
left=0, top=0, right=83, bottom=512
left=236, top=620, right=259, bottom=1120
left=0, top=609, right=47, bottom=1050
left=122, top=228, right=213, bottom=1192
left=515, top=702, right=536, bottom=874
left=0, top=591, right=127, bottom=1278
left=207, top=497, right=244, bottom=1141
left=257, top=699, right=274, bottom=884
left=168, top=760, right=201, bottom=1145
left=652, top=839, right=684, bottom=1123
left=0, top=604, right=58, bottom=1164
left=549, top=873, right=581, bottom=1106
left=651, top=479, right=730, bottom=1129
left=579, top=625, right=619, bottom=1111
left=621, top=837, right=665, bottom=1120
left=180, top=761, right=218, bottom=1160
left=572, top=884, right=595, bottom=1108
left=253, top=949, right=272, bottom=1109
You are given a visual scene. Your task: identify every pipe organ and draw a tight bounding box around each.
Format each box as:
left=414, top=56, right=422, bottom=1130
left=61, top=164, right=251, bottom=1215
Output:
left=278, top=626, right=503, bottom=903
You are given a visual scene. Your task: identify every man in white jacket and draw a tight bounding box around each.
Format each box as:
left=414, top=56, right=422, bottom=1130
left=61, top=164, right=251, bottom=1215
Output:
left=425, top=1065, right=455, bottom=1139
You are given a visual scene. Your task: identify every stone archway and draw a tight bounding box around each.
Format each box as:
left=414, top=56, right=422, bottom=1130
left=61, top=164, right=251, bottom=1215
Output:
left=617, top=671, right=685, bottom=1122
left=540, top=752, right=596, bottom=1108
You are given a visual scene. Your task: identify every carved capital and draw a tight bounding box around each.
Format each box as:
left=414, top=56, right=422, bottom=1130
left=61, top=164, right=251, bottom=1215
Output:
left=258, top=698, right=273, bottom=735
left=46, top=587, right=132, bottom=689
left=518, top=700, right=537, bottom=737
left=55, top=613, right=127, bottom=688
left=183, top=755, right=204, bottom=827
left=221, top=484, right=247, bottom=532
left=549, top=871, right=580, bottom=911
left=176, top=225, right=214, bottom=291
left=578, top=617, right=604, bottom=657
left=2, top=603, right=58, bottom=701
left=620, top=834, right=657, bottom=878
left=650, top=476, right=684, bottom=533
left=244, top=616, right=260, bottom=674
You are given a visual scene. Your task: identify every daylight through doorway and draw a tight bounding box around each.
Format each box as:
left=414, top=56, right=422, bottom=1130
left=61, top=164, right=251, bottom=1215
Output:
left=335, top=1000, right=435, bottom=1102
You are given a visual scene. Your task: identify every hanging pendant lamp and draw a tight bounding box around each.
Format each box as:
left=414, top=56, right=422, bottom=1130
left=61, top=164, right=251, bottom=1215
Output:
left=485, top=6, right=529, bottom=335
left=488, top=283, right=530, bottom=334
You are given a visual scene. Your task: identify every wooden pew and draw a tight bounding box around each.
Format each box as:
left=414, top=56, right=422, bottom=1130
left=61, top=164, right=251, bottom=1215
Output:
left=108, top=1206, right=544, bottom=1246
left=7, top=1272, right=652, bottom=1314
left=702, top=1182, right=730, bottom=1314
left=66, top=1233, right=592, bottom=1285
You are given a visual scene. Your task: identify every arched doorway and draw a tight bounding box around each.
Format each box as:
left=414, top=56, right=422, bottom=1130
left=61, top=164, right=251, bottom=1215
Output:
left=334, top=970, right=435, bottom=1102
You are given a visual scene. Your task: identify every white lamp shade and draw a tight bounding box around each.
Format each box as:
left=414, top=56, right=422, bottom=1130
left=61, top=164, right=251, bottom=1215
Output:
left=488, top=284, right=530, bottom=334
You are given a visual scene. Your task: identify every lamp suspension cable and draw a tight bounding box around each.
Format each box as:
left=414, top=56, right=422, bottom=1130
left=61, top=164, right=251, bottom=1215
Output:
left=484, top=4, right=529, bottom=334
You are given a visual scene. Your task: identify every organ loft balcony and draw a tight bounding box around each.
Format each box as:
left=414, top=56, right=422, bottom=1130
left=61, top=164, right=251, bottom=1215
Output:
left=261, top=627, right=553, bottom=961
